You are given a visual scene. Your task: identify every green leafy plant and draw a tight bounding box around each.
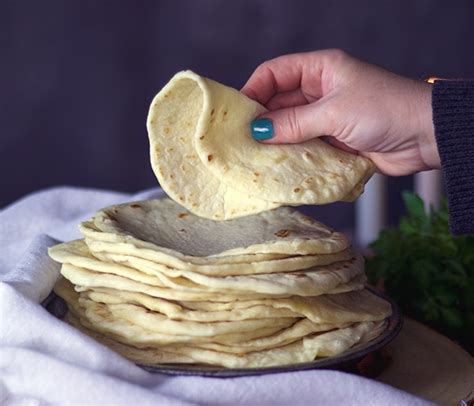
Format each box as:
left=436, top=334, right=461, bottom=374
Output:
left=366, top=192, right=474, bottom=353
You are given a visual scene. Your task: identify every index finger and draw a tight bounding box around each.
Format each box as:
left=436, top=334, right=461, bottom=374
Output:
left=241, top=51, right=327, bottom=105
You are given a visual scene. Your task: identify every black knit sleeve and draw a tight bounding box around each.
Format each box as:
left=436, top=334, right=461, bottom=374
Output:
left=432, top=80, right=474, bottom=235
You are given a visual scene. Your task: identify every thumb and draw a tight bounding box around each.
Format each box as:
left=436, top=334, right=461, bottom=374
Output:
left=250, top=101, right=332, bottom=144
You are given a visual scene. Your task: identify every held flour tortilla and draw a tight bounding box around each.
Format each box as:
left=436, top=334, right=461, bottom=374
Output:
left=147, top=70, right=374, bottom=220
left=147, top=71, right=276, bottom=220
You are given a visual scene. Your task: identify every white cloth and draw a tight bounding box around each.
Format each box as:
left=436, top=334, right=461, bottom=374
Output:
left=0, top=186, right=433, bottom=405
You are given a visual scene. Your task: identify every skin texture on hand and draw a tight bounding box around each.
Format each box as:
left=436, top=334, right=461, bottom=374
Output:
left=242, top=49, right=441, bottom=176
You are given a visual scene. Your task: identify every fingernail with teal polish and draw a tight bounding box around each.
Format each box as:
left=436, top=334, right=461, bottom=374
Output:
left=251, top=118, right=274, bottom=140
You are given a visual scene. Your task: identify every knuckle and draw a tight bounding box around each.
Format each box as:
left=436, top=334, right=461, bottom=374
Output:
left=256, top=60, right=271, bottom=73
left=323, top=101, right=341, bottom=134
left=285, top=107, right=304, bottom=142
left=249, top=61, right=272, bottom=83
left=325, top=48, right=350, bottom=62
left=253, top=62, right=277, bottom=90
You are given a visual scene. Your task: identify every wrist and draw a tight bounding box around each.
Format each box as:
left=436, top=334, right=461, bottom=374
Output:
left=415, top=81, right=441, bottom=170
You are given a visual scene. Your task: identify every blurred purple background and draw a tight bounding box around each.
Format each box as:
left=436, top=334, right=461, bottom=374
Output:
left=2, top=0, right=474, bottom=229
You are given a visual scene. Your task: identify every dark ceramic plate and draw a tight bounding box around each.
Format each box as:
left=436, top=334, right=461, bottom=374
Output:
left=43, top=286, right=402, bottom=377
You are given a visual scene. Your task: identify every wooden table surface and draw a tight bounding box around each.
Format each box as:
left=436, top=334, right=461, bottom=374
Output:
left=376, top=318, right=474, bottom=405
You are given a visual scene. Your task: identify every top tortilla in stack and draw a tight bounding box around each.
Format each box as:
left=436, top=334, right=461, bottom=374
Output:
left=78, top=198, right=352, bottom=273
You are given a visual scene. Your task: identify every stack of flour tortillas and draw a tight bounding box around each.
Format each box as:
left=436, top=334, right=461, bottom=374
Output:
left=48, top=71, right=391, bottom=369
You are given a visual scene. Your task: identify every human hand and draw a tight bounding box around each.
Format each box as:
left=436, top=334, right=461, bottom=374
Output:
left=242, top=49, right=440, bottom=176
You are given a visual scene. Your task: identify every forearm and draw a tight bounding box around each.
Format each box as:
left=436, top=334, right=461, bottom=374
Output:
left=432, top=80, right=474, bottom=235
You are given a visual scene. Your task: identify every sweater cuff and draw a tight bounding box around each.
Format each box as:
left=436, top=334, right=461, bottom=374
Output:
left=432, top=80, right=474, bottom=235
